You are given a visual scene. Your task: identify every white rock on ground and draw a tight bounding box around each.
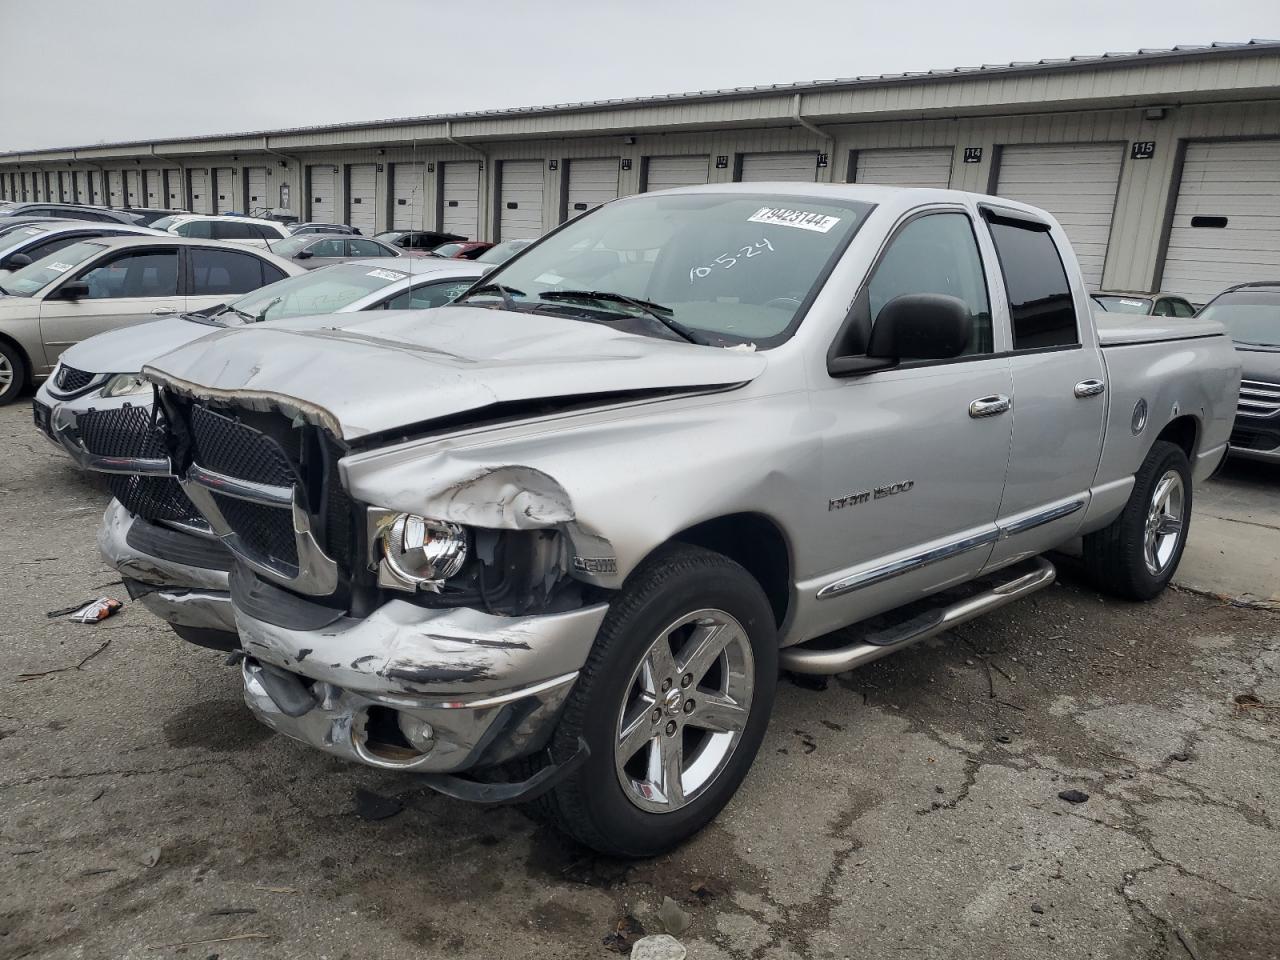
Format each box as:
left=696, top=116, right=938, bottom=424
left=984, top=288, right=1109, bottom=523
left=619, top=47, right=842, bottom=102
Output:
left=631, top=933, right=687, bottom=960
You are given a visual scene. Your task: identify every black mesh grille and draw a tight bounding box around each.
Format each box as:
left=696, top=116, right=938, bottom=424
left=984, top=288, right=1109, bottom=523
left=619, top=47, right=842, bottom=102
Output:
left=111, top=475, right=201, bottom=524
left=212, top=493, right=299, bottom=572
left=78, top=405, right=164, bottom=459
left=55, top=365, right=94, bottom=393
left=189, top=405, right=295, bottom=487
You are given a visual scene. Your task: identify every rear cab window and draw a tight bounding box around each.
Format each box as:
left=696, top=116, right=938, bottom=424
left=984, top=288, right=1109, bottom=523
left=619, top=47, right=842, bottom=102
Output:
left=982, top=209, right=1080, bottom=350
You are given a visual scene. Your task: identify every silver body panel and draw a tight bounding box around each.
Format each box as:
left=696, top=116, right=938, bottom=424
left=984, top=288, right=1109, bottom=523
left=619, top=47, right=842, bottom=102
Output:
left=116, top=184, right=1241, bottom=775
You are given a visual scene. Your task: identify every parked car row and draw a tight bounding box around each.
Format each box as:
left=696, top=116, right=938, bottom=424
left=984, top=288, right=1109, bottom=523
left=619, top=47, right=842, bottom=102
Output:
left=20, top=182, right=1251, bottom=859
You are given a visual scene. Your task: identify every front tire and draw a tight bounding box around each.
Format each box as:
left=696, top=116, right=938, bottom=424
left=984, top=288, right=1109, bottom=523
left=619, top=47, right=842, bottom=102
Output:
left=530, top=544, right=777, bottom=857
left=0, top=340, right=27, bottom=406
left=1083, top=440, right=1192, bottom=600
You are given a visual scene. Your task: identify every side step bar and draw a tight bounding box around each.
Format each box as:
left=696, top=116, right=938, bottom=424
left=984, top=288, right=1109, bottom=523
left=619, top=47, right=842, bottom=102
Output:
left=780, top=557, right=1056, bottom=676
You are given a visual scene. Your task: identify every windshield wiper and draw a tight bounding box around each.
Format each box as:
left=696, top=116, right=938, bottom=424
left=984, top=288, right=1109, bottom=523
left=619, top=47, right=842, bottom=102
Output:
left=253, top=297, right=282, bottom=323
left=0, top=283, right=8, bottom=295
left=537, top=290, right=710, bottom=345
left=457, top=282, right=525, bottom=310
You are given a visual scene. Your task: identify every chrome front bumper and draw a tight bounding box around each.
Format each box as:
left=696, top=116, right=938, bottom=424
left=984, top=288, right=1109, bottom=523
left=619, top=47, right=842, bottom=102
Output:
left=97, top=499, right=235, bottom=634
left=234, top=595, right=609, bottom=775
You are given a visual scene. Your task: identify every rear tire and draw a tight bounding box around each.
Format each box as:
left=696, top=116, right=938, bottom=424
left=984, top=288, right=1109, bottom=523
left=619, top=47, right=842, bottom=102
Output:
left=0, top=340, right=27, bottom=406
left=525, top=543, right=777, bottom=857
left=1083, top=440, right=1192, bottom=600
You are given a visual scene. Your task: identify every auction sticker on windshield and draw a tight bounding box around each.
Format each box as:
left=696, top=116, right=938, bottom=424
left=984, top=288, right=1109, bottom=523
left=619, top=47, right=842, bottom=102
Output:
left=366, top=269, right=407, bottom=281
left=747, top=207, right=841, bottom=233
left=47, top=262, right=74, bottom=273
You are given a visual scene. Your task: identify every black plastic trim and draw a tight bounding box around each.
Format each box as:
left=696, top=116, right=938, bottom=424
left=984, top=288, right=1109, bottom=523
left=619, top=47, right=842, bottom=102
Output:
left=418, top=737, right=591, bottom=806
left=126, top=515, right=234, bottom=572
left=229, top=564, right=345, bottom=631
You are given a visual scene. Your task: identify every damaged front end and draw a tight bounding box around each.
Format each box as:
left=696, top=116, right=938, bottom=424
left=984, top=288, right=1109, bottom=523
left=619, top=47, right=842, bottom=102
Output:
left=144, top=382, right=611, bottom=799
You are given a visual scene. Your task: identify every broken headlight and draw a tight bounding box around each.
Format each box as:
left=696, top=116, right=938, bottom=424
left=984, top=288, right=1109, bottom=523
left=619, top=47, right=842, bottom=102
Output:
left=100, top=373, right=151, bottom=399
left=378, top=513, right=468, bottom=593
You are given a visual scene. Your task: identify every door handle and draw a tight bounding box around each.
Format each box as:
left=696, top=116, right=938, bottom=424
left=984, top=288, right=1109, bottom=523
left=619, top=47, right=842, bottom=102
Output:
left=150, top=307, right=177, bottom=315
left=969, top=394, right=1011, bottom=418
left=1074, top=379, right=1106, bottom=398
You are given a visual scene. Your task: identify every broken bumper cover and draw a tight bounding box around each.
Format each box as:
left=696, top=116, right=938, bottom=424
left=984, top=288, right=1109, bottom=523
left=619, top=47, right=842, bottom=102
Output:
left=97, top=499, right=235, bottom=634
left=234, top=596, right=609, bottom=782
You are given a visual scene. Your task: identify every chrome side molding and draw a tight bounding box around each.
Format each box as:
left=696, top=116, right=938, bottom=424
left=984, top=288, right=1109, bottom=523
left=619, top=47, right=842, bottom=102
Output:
left=816, top=528, right=999, bottom=600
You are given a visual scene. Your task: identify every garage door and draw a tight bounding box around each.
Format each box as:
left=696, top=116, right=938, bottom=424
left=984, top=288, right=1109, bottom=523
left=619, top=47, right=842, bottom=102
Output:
left=995, top=143, right=1123, bottom=289
left=213, top=168, right=236, bottom=213
left=163, top=169, right=183, bottom=208
left=739, top=152, right=818, bottom=182
left=498, top=160, right=544, bottom=240
left=644, top=155, right=710, bottom=193
left=566, top=158, right=618, bottom=219
left=854, top=147, right=953, bottom=188
left=391, top=163, right=425, bottom=229
left=72, top=170, right=87, bottom=203
left=308, top=165, right=338, bottom=222
left=347, top=164, right=378, bottom=235
left=1160, top=140, right=1280, bottom=302
left=189, top=169, right=210, bottom=213
left=142, top=170, right=161, bottom=206
left=246, top=167, right=269, bottom=215
left=441, top=161, right=481, bottom=237
left=57, top=172, right=70, bottom=202
left=107, top=170, right=124, bottom=207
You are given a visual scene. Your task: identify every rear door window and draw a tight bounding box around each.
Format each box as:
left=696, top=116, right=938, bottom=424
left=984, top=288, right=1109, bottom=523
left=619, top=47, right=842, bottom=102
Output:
left=177, top=220, right=214, bottom=239
left=190, top=248, right=270, bottom=295
left=984, top=212, right=1079, bottom=350
left=310, top=239, right=346, bottom=258
left=347, top=238, right=387, bottom=256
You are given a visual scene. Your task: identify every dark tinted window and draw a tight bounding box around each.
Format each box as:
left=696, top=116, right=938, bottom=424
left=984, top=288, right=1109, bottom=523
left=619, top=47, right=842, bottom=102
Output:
left=986, top=215, right=1079, bottom=350
left=1152, top=298, right=1174, bottom=317
left=383, top=278, right=475, bottom=310
left=212, top=221, right=261, bottom=241
left=309, top=238, right=346, bottom=257
left=1171, top=299, right=1196, bottom=318
left=24, top=235, right=82, bottom=259
left=255, top=224, right=284, bottom=241
left=868, top=212, right=992, bottom=356
left=190, top=248, right=269, bottom=295
left=80, top=250, right=179, bottom=298
left=177, top=220, right=214, bottom=239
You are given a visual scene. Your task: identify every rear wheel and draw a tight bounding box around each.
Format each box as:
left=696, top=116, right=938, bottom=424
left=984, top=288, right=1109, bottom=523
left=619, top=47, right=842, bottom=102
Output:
left=1083, top=440, right=1192, bottom=600
left=0, top=340, right=27, bottom=406
left=528, top=544, right=777, bottom=857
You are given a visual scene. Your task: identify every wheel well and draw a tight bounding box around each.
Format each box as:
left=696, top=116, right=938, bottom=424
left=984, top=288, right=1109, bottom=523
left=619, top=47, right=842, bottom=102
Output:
left=670, top=513, right=792, bottom=628
left=0, top=332, right=33, bottom=387
left=1156, top=414, right=1199, bottom=460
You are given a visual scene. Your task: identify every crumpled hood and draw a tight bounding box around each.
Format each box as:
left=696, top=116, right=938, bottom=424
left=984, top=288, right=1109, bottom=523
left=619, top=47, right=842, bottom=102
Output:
left=144, top=306, right=767, bottom=441
left=58, top=316, right=220, bottom=374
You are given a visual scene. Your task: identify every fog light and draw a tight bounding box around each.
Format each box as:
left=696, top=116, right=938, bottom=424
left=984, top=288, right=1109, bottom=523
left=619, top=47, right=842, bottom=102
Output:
left=397, top=714, right=436, bottom=753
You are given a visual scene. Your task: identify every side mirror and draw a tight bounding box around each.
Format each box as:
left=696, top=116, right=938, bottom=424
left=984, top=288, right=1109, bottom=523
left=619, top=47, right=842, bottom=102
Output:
left=57, top=280, right=90, bottom=301
left=828, top=293, right=971, bottom=376
left=3, top=253, right=32, bottom=269
left=294, top=250, right=313, bottom=260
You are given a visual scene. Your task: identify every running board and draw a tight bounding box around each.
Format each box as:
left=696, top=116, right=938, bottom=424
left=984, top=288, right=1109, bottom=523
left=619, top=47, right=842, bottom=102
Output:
left=780, top=557, right=1056, bottom=676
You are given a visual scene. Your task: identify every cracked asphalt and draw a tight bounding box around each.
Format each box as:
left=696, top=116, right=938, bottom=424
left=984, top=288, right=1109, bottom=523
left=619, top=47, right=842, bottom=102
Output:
left=1, top=400, right=1278, bottom=960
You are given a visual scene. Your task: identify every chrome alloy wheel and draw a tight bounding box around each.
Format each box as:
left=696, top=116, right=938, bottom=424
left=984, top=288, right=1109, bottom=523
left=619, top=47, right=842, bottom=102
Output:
left=1143, top=470, right=1186, bottom=575
left=0, top=353, right=12, bottom=394
left=614, top=608, right=755, bottom=813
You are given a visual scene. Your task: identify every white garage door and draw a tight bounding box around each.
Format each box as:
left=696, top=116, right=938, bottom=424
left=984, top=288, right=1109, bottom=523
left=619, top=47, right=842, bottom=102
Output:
left=1160, top=140, right=1280, bottom=302
left=164, top=169, right=184, bottom=208
left=645, top=155, right=710, bottom=192
left=246, top=167, right=269, bottom=215
left=498, top=160, right=544, bottom=240
left=441, top=161, right=481, bottom=237
left=739, top=152, right=818, bottom=182
left=566, top=158, right=619, bottom=219
left=996, top=143, right=1123, bottom=289
left=213, top=168, right=237, bottom=213
left=127, top=170, right=143, bottom=207
left=308, top=165, right=338, bottom=222
left=57, top=172, right=70, bottom=202
left=854, top=147, right=953, bottom=188
left=189, top=169, right=210, bottom=213
left=347, top=164, right=378, bottom=235
left=142, top=170, right=161, bottom=206
left=391, top=163, right=425, bottom=229
left=107, top=170, right=124, bottom=207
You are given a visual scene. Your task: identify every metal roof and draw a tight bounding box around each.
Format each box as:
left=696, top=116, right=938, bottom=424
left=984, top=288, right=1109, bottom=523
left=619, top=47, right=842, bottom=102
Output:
left=4, top=39, right=1278, bottom=157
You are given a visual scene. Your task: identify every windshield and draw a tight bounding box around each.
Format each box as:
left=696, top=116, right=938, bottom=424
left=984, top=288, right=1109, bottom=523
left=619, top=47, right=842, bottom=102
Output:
left=1094, top=295, right=1152, bottom=314
left=0, top=226, right=50, bottom=255
left=472, top=192, right=874, bottom=347
left=272, top=235, right=314, bottom=257
left=476, top=239, right=533, bottom=264
left=3, top=240, right=106, bottom=296
left=432, top=242, right=466, bottom=258
left=1198, top=292, right=1280, bottom=347
left=374, top=231, right=404, bottom=242
left=208, top=262, right=412, bottom=324
left=149, top=215, right=177, bottom=231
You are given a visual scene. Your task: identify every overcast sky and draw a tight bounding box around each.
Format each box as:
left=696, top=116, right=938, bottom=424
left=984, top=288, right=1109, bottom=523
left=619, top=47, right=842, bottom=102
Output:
left=1, top=0, right=1276, bottom=152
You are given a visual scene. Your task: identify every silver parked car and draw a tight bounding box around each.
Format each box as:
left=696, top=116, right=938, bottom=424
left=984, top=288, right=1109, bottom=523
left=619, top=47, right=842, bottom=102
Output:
left=163, top=214, right=293, bottom=249
left=271, top=234, right=403, bottom=269
left=0, top=235, right=301, bottom=404
left=89, top=184, right=1239, bottom=855
left=0, top=221, right=160, bottom=278
left=35, top=257, right=486, bottom=435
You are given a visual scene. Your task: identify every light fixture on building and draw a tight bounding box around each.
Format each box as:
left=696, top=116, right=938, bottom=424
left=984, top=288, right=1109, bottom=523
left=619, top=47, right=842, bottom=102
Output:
left=1143, top=106, right=1169, bottom=121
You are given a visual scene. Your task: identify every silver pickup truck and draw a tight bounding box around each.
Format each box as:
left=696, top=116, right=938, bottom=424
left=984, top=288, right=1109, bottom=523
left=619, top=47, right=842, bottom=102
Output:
left=92, top=184, right=1240, bottom=856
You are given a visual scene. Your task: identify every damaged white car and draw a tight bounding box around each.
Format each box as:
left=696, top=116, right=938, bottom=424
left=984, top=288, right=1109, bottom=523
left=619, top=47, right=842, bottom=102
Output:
left=91, top=184, right=1239, bottom=855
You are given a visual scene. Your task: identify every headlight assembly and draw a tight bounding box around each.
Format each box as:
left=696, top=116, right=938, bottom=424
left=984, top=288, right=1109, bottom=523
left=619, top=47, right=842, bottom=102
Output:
left=378, top=513, right=468, bottom=592
left=100, top=373, right=151, bottom=399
